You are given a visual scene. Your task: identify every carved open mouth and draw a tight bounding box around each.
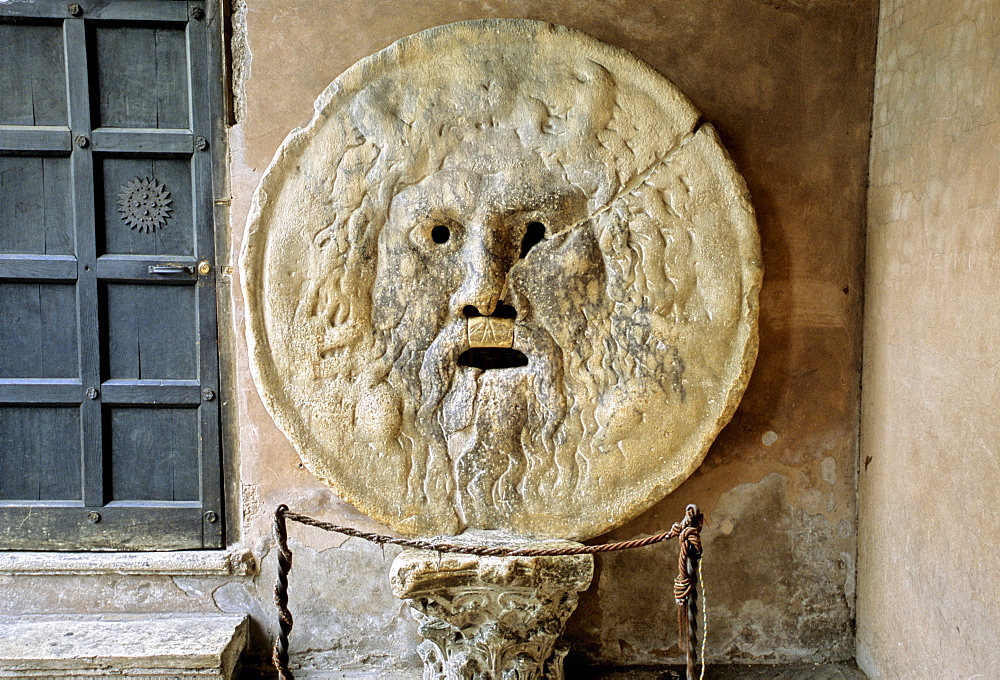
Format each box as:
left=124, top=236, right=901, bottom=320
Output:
left=458, top=347, right=528, bottom=370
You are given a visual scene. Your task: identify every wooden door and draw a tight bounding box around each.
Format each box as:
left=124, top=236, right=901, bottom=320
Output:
left=0, top=0, right=223, bottom=549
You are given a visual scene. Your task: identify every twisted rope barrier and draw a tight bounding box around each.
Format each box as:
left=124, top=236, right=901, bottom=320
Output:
left=272, top=503, right=705, bottom=679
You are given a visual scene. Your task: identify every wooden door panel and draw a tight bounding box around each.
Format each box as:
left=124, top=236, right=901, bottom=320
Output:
left=98, top=156, right=194, bottom=256
left=0, top=22, right=68, bottom=126
left=0, top=283, right=79, bottom=379
left=0, top=156, right=74, bottom=255
left=93, top=23, right=190, bottom=130
left=0, top=405, right=82, bottom=501
left=108, top=406, right=199, bottom=501
left=0, top=505, right=206, bottom=551
left=102, top=282, right=197, bottom=380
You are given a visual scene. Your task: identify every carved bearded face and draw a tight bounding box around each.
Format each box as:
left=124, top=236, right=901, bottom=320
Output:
left=371, top=152, right=601, bottom=528
left=242, top=20, right=761, bottom=539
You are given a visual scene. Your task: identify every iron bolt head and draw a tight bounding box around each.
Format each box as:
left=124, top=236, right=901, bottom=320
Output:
left=68, top=3, right=82, bottom=16
left=202, top=388, right=216, bottom=401
left=86, top=387, right=99, bottom=400
left=87, top=511, right=101, bottom=523
left=194, top=136, right=208, bottom=151
left=190, top=6, right=205, bottom=20
left=204, top=511, right=218, bottom=523
left=74, top=135, right=89, bottom=148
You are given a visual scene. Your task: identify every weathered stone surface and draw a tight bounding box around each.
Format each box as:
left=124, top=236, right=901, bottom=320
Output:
left=0, top=614, right=247, bottom=678
left=390, top=532, right=594, bottom=679
left=242, top=18, right=762, bottom=540
left=0, top=549, right=255, bottom=577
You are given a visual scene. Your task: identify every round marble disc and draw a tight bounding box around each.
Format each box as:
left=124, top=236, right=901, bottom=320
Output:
left=242, top=19, right=761, bottom=540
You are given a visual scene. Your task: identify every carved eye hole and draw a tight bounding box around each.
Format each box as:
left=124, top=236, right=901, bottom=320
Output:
left=431, top=225, right=451, bottom=244
left=520, top=221, right=545, bottom=258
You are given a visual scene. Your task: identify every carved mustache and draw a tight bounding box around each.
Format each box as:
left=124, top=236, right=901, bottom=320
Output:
left=413, top=316, right=567, bottom=431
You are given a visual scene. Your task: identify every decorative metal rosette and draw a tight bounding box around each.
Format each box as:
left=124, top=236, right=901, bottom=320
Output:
left=117, top=177, right=172, bottom=233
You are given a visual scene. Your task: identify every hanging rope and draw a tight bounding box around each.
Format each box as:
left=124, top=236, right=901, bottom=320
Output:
left=672, top=509, right=704, bottom=679
left=271, top=503, right=704, bottom=679
left=271, top=507, right=294, bottom=680
left=699, top=559, right=708, bottom=680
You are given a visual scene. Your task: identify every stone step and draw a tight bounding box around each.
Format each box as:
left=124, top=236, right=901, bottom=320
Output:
left=0, top=614, right=248, bottom=678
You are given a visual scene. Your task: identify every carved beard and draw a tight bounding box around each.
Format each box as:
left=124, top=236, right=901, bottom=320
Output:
left=384, top=317, right=572, bottom=529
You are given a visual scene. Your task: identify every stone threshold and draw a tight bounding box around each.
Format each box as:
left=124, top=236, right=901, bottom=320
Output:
left=0, top=548, right=256, bottom=576
left=0, top=614, right=248, bottom=678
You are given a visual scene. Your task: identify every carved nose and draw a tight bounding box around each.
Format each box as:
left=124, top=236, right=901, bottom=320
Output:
left=453, top=269, right=505, bottom=317
left=451, top=229, right=513, bottom=317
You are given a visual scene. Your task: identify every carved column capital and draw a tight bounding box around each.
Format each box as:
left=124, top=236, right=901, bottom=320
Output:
left=390, top=532, right=594, bottom=680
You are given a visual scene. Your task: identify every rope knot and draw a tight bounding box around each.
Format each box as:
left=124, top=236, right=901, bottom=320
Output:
left=673, top=506, right=704, bottom=606
left=674, top=572, right=694, bottom=605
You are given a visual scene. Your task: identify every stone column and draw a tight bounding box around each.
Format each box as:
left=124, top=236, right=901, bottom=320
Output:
left=389, top=532, right=594, bottom=680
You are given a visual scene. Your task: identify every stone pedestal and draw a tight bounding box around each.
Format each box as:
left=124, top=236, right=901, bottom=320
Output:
left=389, top=532, right=594, bottom=680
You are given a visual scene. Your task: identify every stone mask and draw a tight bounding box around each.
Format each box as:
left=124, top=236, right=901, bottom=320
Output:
left=242, top=19, right=762, bottom=539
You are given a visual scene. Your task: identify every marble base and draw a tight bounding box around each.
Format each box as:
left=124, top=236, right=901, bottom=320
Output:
left=389, top=532, right=594, bottom=680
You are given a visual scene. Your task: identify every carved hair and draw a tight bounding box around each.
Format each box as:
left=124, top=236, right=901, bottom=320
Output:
left=293, top=55, right=695, bottom=521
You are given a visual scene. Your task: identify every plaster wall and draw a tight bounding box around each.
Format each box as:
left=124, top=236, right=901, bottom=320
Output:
left=857, top=0, right=1000, bottom=676
left=0, top=1, right=878, bottom=676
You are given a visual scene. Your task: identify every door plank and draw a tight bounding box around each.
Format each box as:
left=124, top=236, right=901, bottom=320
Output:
left=188, top=8, right=223, bottom=548
left=64, top=17, right=103, bottom=510
left=109, top=407, right=198, bottom=501
left=0, top=255, right=77, bottom=280
left=103, top=283, right=197, bottom=380
left=0, top=379, right=83, bottom=404
left=0, top=283, right=78, bottom=379
left=100, top=379, right=201, bottom=405
left=0, top=22, right=67, bottom=126
left=0, top=126, right=73, bottom=153
left=95, top=25, right=189, bottom=130
left=0, top=406, right=81, bottom=501
left=0, top=157, right=42, bottom=253
left=78, top=1, right=189, bottom=22
left=155, top=26, right=190, bottom=129
left=96, top=255, right=197, bottom=282
left=0, top=505, right=204, bottom=551
left=43, top=156, right=75, bottom=254
left=0, top=157, right=74, bottom=255
left=91, top=128, right=193, bottom=154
